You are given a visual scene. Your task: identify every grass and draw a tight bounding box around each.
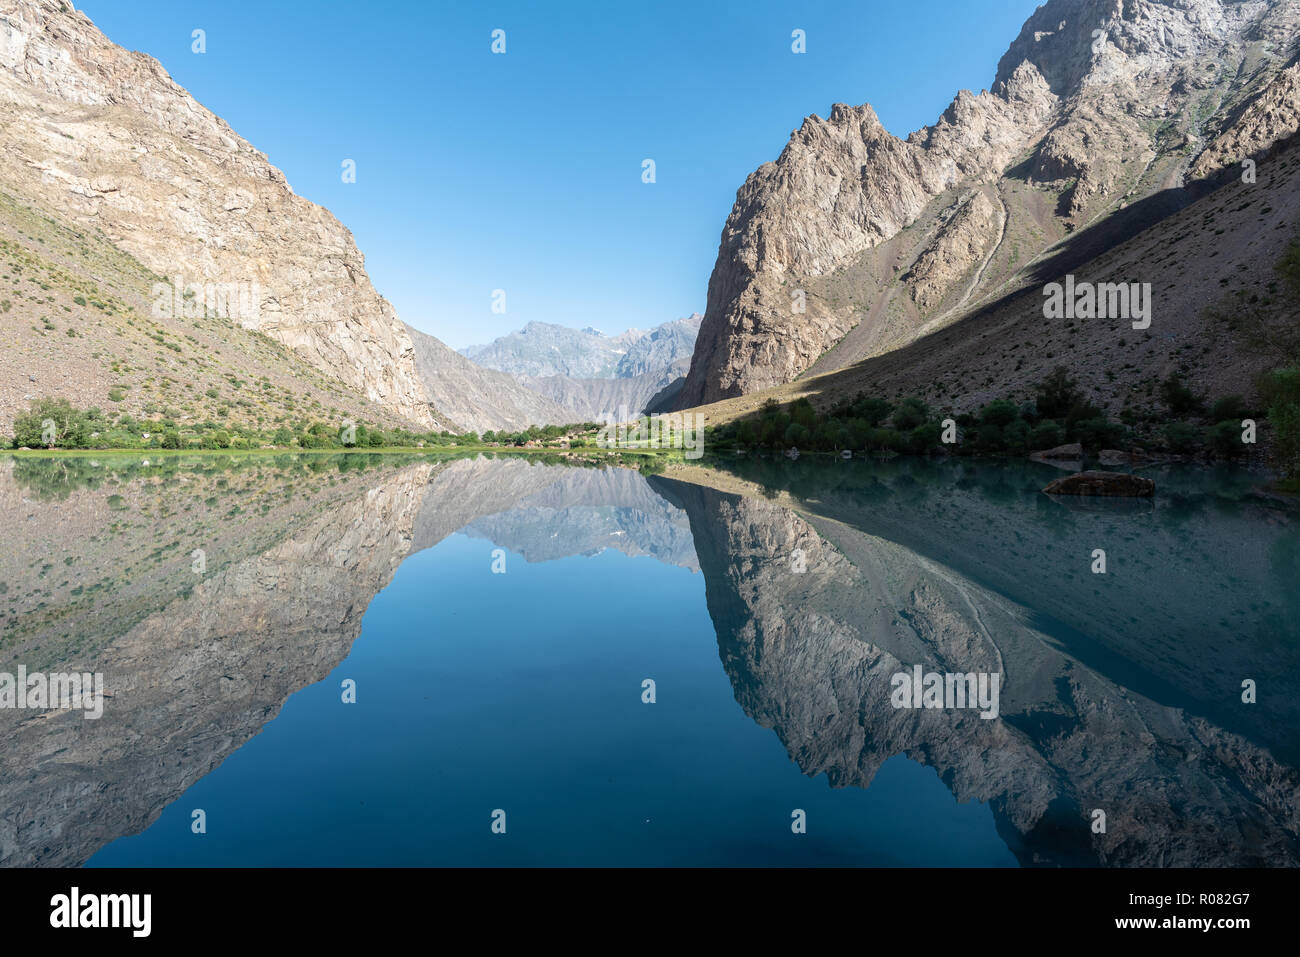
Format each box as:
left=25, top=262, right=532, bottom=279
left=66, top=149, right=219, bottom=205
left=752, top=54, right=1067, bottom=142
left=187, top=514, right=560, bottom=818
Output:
left=5, top=444, right=682, bottom=461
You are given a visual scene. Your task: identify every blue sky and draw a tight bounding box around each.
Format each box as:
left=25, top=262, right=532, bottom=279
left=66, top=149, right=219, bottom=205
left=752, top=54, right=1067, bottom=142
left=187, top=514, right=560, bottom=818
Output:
left=77, top=0, right=1041, bottom=349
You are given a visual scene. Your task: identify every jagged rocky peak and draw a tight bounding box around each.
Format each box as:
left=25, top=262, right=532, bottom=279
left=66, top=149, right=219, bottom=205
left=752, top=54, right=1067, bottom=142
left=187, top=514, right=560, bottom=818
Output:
left=0, top=0, right=437, bottom=427
left=995, top=0, right=1283, bottom=96
left=675, top=0, right=1300, bottom=409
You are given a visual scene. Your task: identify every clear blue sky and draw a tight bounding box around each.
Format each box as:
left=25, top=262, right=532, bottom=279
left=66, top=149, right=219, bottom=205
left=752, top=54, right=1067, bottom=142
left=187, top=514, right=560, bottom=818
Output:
left=77, top=0, right=1040, bottom=349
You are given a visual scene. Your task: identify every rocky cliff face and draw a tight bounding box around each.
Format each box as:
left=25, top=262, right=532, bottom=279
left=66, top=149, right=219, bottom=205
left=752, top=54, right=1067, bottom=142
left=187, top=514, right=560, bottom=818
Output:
left=0, top=454, right=700, bottom=864
left=518, top=358, right=690, bottom=421
left=0, top=0, right=435, bottom=426
left=404, top=323, right=571, bottom=433
left=655, top=467, right=1300, bottom=866
left=677, top=0, right=1300, bottom=407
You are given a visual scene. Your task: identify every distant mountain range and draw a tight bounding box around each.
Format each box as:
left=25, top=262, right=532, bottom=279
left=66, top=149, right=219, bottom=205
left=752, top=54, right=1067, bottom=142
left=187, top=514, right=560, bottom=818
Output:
left=461, top=315, right=702, bottom=421
left=6, top=0, right=1297, bottom=442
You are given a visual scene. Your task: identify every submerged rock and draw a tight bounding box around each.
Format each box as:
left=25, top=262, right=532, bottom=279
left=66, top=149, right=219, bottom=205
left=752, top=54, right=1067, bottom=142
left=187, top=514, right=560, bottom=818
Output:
left=1032, top=442, right=1084, bottom=461
left=1043, top=471, right=1155, bottom=497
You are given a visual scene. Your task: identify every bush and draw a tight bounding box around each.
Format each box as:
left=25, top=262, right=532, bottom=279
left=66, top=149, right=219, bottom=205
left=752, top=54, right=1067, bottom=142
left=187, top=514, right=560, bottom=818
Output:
left=1029, top=420, right=1066, bottom=450
left=1075, top=417, right=1126, bottom=452
left=12, top=398, right=91, bottom=448
left=1035, top=367, right=1084, bottom=420
left=975, top=423, right=1006, bottom=452
left=979, top=399, right=1019, bottom=428
left=1004, top=419, right=1032, bottom=454
left=1206, top=420, right=1245, bottom=457
left=1160, top=372, right=1205, bottom=416
left=853, top=396, right=893, bottom=426
left=160, top=430, right=181, bottom=449
left=1260, top=365, right=1300, bottom=478
left=906, top=422, right=943, bottom=454
left=892, top=397, right=929, bottom=431
left=1209, top=395, right=1249, bottom=422
left=1164, top=421, right=1203, bottom=454
left=784, top=423, right=811, bottom=448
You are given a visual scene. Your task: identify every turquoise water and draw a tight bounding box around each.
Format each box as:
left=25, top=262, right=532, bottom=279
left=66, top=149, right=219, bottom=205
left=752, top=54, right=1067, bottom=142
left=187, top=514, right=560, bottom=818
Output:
left=87, top=533, right=1014, bottom=866
left=2, top=452, right=1296, bottom=867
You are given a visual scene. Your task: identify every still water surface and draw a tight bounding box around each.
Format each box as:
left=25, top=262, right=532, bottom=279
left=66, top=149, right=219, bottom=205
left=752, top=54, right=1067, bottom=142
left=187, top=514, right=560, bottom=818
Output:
left=0, top=452, right=1293, bottom=866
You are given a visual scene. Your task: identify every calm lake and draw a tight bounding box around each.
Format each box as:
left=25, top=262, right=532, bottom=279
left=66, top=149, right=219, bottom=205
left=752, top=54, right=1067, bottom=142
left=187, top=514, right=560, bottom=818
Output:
left=1, top=452, right=1296, bottom=867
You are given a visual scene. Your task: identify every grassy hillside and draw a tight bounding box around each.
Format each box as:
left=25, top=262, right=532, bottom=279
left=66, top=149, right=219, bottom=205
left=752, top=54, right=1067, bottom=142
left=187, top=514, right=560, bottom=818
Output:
left=0, top=191, right=434, bottom=447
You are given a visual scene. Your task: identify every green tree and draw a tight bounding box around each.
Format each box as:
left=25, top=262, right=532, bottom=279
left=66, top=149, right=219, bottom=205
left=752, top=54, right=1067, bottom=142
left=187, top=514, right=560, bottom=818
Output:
left=1160, top=372, right=1205, bottom=416
left=853, top=396, right=893, bottom=426
left=1260, top=365, right=1300, bottom=478
left=892, top=397, right=929, bottom=431
left=979, top=399, right=1020, bottom=428
left=1034, top=367, right=1084, bottom=420
left=1030, top=420, right=1066, bottom=450
left=12, top=398, right=90, bottom=448
left=1206, top=421, right=1245, bottom=458
left=1164, top=421, right=1203, bottom=454
left=1208, top=395, right=1249, bottom=422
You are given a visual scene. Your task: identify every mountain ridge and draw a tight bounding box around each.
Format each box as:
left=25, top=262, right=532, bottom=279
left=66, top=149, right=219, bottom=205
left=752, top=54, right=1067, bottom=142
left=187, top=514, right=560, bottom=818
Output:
left=676, top=0, right=1300, bottom=410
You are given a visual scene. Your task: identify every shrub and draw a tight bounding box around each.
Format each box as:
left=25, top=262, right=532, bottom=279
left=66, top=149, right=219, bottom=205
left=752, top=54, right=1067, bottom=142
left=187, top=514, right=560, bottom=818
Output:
left=784, top=423, right=810, bottom=448
left=1029, top=420, right=1066, bottom=450
left=975, top=423, right=1006, bottom=452
left=1004, top=419, right=1032, bottom=454
left=1075, top=417, right=1126, bottom=452
left=1206, top=421, right=1245, bottom=457
left=1260, top=365, right=1300, bottom=478
left=1160, top=372, right=1204, bottom=416
left=1035, top=367, right=1084, bottom=420
left=1209, top=395, right=1249, bottom=422
left=906, top=422, right=943, bottom=454
left=12, top=398, right=91, bottom=448
left=979, top=399, right=1019, bottom=428
left=892, top=397, right=929, bottom=431
left=1164, top=421, right=1203, bottom=454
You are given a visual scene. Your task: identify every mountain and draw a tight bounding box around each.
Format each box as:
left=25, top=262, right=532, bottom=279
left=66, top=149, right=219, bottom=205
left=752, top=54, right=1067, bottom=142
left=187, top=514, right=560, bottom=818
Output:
left=676, top=0, right=1300, bottom=411
left=404, top=323, right=572, bottom=434
left=0, top=0, right=470, bottom=431
left=516, top=357, right=691, bottom=421
left=0, top=454, right=696, bottom=864
left=654, top=464, right=1300, bottom=865
left=465, top=314, right=701, bottom=419
left=463, top=315, right=701, bottom=379
left=462, top=321, right=644, bottom=378
left=0, top=187, right=435, bottom=436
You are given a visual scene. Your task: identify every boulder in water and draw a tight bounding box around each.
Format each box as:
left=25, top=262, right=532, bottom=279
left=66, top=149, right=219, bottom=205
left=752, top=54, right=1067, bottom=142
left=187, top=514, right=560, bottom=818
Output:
left=1043, top=471, right=1155, bottom=497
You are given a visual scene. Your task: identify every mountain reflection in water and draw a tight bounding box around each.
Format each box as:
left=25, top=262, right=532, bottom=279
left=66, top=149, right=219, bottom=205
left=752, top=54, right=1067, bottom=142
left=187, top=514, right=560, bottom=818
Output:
left=1, top=452, right=1295, bottom=867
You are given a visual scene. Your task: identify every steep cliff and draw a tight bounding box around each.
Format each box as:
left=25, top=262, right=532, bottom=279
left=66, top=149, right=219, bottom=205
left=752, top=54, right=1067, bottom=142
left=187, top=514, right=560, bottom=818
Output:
left=0, top=0, right=437, bottom=426
left=677, top=0, right=1300, bottom=408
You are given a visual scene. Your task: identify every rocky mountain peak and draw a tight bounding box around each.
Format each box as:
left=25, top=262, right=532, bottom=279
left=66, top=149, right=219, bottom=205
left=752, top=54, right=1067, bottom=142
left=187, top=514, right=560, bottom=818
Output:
left=676, top=0, right=1300, bottom=408
left=0, top=0, right=437, bottom=427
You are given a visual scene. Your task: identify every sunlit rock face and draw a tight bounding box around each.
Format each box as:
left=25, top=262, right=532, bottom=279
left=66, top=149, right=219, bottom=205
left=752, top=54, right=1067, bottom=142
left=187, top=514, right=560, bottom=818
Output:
left=677, top=0, right=1300, bottom=407
left=0, top=0, right=436, bottom=427
left=0, top=455, right=698, bottom=865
